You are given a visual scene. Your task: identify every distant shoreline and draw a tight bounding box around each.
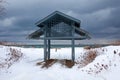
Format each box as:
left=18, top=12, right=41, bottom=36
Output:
left=1, top=41, right=119, bottom=48
left=6, top=44, right=109, bottom=48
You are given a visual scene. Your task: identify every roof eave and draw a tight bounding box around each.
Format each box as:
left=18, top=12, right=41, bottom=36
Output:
left=28, top=28, right=44, bottom=39
left=74, top=27, right=91, bottom=39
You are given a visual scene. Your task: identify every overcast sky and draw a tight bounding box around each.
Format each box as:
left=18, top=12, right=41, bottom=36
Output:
left=0, top=0, right=120, bottom=44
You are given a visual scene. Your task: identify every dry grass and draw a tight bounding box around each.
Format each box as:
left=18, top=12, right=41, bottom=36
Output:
left=84, top=45, right=102, bottom=50
left=0, top=41, right=19, bottom=46
left=81, top=62, right=109, bottom=74
left=37, top=59, right=58, bottom=68
left=81, top=48, right=120, bottom=74
left=77, top=50, right=98, bottom=68
left=36, top=59, right=75, bottom=68
left=83, top=50, right=97, bottom=65
left=84, top=46, right=91, bottom=50
left=110, top=40, right=120, bottom=45
left=0, top=48, right=23, bottom=69
left=64, top=60, right=75, bottom=68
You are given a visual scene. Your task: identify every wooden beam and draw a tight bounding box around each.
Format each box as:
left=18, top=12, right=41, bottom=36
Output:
left=39, top=37, right=87, bottom=40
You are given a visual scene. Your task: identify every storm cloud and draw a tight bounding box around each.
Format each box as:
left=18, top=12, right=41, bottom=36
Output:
left=0, top=0, right=120, bottom=43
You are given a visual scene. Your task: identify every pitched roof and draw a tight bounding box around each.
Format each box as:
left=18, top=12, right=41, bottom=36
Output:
left=28, top=11, right=91, bottom=40
left=35, top=11, right=81, bottom=27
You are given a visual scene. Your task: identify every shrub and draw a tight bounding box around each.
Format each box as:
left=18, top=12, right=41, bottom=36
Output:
left=77, top=50, right=98, bottom=67
left=0, top=47, right=23, bottom=70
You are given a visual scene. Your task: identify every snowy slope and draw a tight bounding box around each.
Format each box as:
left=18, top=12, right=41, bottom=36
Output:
left=0, top=45, right=120, bottom=80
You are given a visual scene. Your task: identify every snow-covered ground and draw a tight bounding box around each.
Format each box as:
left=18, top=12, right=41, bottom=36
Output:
left=0, top=45, right=120, bottom=80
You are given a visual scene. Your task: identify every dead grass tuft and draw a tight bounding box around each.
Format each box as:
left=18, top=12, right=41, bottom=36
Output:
left=77, top=50, right=98, bottom=67
left=36, top=59, right=75, bottom=68
left=83, top=50, right=97, bottom=65
left=64, top=60, right=74, bottom=68
left=0, top=48, right=23, bottom=69
left=84, top=46, right=91, bottom=50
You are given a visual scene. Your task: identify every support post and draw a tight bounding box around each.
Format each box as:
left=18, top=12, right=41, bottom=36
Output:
left=72, top=38, right=75, bottom=62
left=44, top=25, right=47, bottom=61
left=44, top=38, right=47, bottom=61
left=48, top=39, right=51, bottom=60
left=71, top=23, right=75, bottom=62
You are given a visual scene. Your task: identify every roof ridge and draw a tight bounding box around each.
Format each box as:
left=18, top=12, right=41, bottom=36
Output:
left=35, top=11, right=80, bottom=27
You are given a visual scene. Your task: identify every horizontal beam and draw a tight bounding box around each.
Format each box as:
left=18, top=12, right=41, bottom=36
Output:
left=38, top=37, right=87, bottom=40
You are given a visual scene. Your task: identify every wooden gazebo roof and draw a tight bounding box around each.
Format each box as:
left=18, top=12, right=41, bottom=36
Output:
left=28, top=11, right=91, bottom=40
left=35, top=11, right=80, bottom=27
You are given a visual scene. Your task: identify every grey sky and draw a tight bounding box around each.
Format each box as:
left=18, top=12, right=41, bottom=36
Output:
left=0, top=0, right=120, bottom=44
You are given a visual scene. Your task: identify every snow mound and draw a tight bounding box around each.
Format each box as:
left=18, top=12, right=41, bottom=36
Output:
left=80, top=46, right=120, bottom=75
left=0, top=46, right=23, bottom=72
left=0, top=45, right=120, bottom=80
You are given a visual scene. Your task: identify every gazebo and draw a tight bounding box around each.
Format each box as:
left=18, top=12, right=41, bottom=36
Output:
left=28, top=11, right=90, bottom=62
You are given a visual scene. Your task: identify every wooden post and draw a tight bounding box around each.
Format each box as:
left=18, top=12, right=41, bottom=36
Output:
left=72, top=23, right=75, bottom=62
left=44, top=25, right=47, bottom=61
left=72, top=38, right=75, bottom=62
left=47, top=24, right=51, bottom=60
left=48, top=39, right=50, bottom=60
left=44, top=38, right=47, bottom=61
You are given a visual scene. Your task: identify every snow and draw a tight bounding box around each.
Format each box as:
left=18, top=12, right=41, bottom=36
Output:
left=0, top=45, right=120, bottom=80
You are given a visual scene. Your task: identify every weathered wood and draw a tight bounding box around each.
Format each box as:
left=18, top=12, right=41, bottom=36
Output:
left=72, top=38, right=75, bottom=62
left=72, top=23, right=75, bottom=62
left=35, top=11, right=80, bottom=26
left=44, top=25, right=47, bottom=61
left=29, top=11, right=90, bottom=39
left=48, top=39, right=50, bottom=60
left=44, top=38, right=47, bottom=61
left=28, top=11, right=91, bottom=62
left=38, top=37, right=87, bottom=40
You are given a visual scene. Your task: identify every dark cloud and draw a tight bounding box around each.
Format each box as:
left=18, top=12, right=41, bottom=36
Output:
left=0, top=0, right=120, bottom=43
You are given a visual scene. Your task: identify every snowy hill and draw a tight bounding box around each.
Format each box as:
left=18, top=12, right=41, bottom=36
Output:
left=0, top=45, right=120, bottom=80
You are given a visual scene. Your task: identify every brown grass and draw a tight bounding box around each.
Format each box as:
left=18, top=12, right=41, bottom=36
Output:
left=110, top=40, right=120, bottom=45
left=81, top=48, right=120, bottom=74
left=84, top=46, right=91, bottom=50
left=36, top=59, right=75, bottom=68
left=0, top=41, right=20, bottom=46
left=0, top=48, right=23, bottom=69
left=77, top=50, right=97, bottom=67
left=83, top=50, right=97, bottom=65
left=64, top=60, right=75, bottom=68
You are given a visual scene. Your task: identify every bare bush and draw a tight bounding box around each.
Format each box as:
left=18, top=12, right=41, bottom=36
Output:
left=7, top=48, right=23, bottom=67
left=77, top=50, right=98, bottom=68
left=0, top=48, right=23, bottom=70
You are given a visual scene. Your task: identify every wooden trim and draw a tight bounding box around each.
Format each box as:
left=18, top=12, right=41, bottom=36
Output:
left=39, top=37, right=87, bottom=40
